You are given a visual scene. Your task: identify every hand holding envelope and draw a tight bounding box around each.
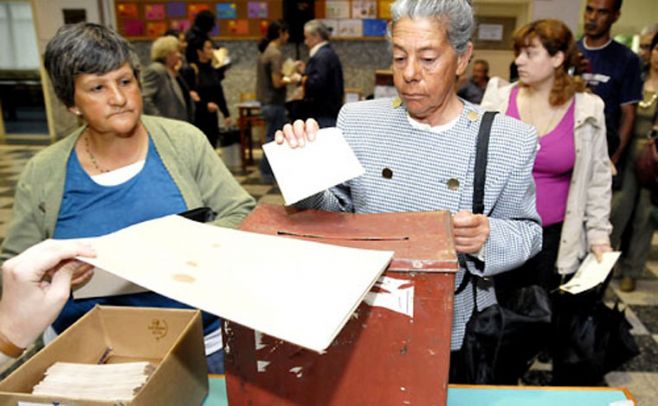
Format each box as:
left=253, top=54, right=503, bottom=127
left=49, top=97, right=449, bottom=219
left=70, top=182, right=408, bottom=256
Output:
left=268, top=119, right=364, bottom=205
left=275, top=118, right=319, bottom=148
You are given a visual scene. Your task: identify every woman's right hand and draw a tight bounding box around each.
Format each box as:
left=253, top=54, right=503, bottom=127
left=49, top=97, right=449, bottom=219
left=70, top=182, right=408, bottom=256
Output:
left=0, top=240, right=96, bottom=349
left=274, top=119, right=320, bottom=148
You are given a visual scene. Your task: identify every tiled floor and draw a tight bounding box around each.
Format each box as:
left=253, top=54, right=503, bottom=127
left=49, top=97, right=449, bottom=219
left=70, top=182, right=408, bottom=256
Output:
left=0, top=143, right=657, bottom=404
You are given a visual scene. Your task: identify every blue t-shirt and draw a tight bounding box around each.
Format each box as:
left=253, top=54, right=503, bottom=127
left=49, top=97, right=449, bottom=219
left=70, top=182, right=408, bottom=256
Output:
left=577, top=39, right=642, bottom=154
left=53, top=137, right=219, bottom=335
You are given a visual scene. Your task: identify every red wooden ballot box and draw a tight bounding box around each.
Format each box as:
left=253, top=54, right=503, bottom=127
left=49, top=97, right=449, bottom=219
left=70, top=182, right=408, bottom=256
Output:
left=224, top=204, right=458, bottom=405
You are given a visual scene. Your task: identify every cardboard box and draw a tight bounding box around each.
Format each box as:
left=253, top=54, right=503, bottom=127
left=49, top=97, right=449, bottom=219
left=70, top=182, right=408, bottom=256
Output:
left=225, top=204, right=458, bottom=405
left=0, top=306, right=208, bottom=405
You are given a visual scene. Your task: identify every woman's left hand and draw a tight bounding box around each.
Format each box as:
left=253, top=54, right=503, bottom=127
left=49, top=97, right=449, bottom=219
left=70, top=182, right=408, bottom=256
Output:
left=591, top=243, right=613, bottom=263
left=207, top=102, right=219, bottom=113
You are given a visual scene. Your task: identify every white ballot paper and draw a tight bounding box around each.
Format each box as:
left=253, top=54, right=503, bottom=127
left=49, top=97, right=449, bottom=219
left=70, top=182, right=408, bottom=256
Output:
left=73, top=267, right=148, bottom=299
left=262, top=128, right=365, bottom=205
left=77, top=215, right=393, bottom=352
left=560, top=251, right=621, bottom=294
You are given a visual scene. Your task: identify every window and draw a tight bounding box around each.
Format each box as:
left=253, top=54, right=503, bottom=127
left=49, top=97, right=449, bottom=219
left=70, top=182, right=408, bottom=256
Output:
left=0, top=2, right=40, bottom=70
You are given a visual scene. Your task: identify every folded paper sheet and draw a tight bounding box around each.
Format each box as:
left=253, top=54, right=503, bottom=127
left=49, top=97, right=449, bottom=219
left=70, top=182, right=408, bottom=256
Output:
left=77, top=215, right=393, bottom=352
left=262, top=128, right=365, bottom=205
left=560, top=251, right=621, bottom=294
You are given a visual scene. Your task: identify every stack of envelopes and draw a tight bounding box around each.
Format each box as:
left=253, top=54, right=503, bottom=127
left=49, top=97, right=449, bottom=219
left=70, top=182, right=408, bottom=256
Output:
left=32, top=362, right=155, bottom=401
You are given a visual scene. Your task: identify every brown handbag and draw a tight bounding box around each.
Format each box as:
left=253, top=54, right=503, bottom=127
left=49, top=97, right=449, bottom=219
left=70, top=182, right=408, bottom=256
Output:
left=634, top=138, right=658, bottom=189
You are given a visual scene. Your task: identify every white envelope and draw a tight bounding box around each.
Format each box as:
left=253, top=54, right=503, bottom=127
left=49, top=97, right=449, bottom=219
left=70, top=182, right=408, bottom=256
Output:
left=263, top=128, right=364, bottom=205
left=560, top=252, right=621, bottom=294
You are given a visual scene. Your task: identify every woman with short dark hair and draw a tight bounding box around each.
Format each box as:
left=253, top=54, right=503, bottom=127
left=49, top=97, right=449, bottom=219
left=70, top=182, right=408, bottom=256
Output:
left=0, top=22, right=255, bottom=374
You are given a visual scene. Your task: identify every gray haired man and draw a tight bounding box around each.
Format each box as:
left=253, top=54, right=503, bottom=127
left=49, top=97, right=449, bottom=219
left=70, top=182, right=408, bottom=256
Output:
left=297, top=19, right=345, bottom=128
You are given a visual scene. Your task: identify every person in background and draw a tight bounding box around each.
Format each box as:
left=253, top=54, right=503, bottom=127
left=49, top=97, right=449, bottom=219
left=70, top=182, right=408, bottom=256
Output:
left=0, top=23, right=255, bottom=374
left=481, top=19, right=612, bottom=384
left=457, top=59, right=490, bottom=104
left=256, top=20, right=300, bottom=183
left=578, top=0, right=642, bottom=188
left=185, top=10, right=217, bottom=61
left=297, top=19, right=344, bottom=128
left=0, top=240, right=95, bottom=371
left=275, top=0, right=542, bottom=382
left=610, top=32, right=658, bottom=292
left=164, top=28, right=188, bottom=57
left=142, top=35, right=195, bottom=123
left=639, top=25, right=658, bottom=79
left=181, top=37, right=233, bottom=147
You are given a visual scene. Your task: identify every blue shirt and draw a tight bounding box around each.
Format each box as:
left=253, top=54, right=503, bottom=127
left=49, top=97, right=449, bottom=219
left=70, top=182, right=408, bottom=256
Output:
left=53, top=137, right=219, bottom=335
left=577, top=39, right=642, bottom=154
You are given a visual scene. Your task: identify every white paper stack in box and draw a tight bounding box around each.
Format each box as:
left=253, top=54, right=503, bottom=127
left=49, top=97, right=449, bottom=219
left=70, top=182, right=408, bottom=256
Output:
left=0, top=306, right=208, bottom=405
left=32, top=362, right=155, bottom=401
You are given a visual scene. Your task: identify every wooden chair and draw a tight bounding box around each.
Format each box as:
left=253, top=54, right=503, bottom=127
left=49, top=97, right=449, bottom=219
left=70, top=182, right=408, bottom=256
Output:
left=237, top=92, right=264, bottom=172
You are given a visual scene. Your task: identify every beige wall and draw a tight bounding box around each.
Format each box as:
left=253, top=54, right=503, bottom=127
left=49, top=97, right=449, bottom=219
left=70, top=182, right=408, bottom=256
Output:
left=468, top=0, right=533, bottom=80
left=579, top=0, right=658, bottom=37
left=468, top=0, right=658, bottom=80
left=31, top=0, right=106, bottom=139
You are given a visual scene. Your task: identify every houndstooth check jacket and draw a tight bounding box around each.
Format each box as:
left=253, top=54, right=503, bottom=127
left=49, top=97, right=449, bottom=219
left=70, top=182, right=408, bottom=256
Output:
left=298, top=97, right=542, bottom=350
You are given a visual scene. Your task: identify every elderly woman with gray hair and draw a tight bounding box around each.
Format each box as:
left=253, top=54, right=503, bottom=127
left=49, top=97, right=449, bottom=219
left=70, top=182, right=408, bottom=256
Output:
left=0, top=22, right=255, bottom=374
left=275, top=0, right=541, bottom=383
left=141, top=35, right=195, bottom=122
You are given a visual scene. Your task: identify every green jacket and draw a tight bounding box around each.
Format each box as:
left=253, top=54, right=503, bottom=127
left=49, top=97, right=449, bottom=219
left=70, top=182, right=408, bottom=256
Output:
left=0, top=115, right=256, bottom=272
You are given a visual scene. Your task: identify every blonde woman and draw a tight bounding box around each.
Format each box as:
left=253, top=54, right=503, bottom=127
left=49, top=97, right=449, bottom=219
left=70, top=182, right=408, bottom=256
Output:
left=142, top=35, right=194, bottom=122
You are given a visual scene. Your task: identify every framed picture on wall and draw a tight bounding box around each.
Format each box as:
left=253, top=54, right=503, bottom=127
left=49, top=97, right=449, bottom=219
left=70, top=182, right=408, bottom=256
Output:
left=473, top=16, right=516, bottom=51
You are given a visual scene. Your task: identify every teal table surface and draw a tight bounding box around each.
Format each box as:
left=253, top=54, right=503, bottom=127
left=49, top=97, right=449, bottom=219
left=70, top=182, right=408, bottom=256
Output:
left=204, top=376, right=631, bottom=405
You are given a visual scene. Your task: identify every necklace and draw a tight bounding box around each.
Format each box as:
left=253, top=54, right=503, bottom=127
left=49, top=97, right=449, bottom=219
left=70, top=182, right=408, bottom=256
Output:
left=639, top=92, right=658, bottom=109
left=526, top=99, right=560, bottom=136
left=83, top=133, right=109, bottom=174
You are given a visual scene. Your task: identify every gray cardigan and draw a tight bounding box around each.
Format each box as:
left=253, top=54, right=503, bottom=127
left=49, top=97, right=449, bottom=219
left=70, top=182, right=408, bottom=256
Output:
left=481, top=77, right=612, bottom=274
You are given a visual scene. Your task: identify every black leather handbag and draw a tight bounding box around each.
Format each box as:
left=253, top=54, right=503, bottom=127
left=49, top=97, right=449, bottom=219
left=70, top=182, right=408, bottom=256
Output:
left=452, top=111, right=552, bottom=385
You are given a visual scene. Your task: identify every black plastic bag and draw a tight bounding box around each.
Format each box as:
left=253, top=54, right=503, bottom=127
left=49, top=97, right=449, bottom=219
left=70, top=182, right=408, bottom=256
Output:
left=552, top=295, right=639, bottom=386
left=458, top=284, right=552, bottom=384
left=218, top=127, right=240, bottom=147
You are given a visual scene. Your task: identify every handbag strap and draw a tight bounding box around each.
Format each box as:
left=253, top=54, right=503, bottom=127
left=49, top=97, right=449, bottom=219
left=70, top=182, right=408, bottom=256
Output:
left=454, top=111, right=498, bottom=297
left=473, top=111, right=497, bottom=215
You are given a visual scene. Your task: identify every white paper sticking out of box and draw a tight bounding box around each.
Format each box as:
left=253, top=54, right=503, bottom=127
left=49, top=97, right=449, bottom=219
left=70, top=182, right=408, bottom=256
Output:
left=78, top=215, right=393, bottom=352
left=262, top=128, right=365, bottom=205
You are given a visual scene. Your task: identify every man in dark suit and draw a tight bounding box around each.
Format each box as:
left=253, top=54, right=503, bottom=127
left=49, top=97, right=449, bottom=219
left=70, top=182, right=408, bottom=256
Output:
left=299, top=20, right=344, bottom=128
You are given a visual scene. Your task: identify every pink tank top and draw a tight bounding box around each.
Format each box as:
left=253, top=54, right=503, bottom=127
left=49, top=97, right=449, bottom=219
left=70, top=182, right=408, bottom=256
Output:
left=507, top=86, right=575, bottom=226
